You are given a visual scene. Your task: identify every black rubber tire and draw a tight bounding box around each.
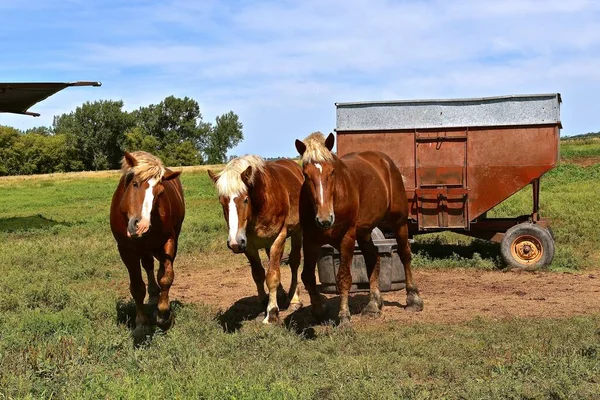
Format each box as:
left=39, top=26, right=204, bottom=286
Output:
left=501, top=223, right=555, bottom=270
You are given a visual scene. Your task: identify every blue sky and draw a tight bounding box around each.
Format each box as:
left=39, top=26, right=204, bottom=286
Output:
left=1, top=0, right=600, bottom=158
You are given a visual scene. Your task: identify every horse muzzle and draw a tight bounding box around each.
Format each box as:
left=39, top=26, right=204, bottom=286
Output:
left=127, top=217, right=150, bottom=238
left=227, top=237, right=247, bottom=253
left=315, top=214, right=335, bottom=230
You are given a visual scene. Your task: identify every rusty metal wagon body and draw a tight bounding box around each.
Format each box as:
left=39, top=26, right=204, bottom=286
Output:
left=334, top=93, right=561, bottom=269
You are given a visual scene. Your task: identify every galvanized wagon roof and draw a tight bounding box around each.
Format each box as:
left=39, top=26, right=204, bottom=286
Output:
left=336, top=93, right=562, bottom=131
left=0, top=81, right=101, bottom=116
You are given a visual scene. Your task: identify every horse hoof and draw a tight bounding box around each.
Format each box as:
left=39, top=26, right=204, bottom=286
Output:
left=361, top=301, right=382, bottom=318
left=132, top=325, right=152, bottom=345
left=337, top=316, right=353, bottom=332
left=406, top=295, right=424, bottom=312
left=156, top=311, right=175, bottom=331
left=262, top=308, right=281, bottom=325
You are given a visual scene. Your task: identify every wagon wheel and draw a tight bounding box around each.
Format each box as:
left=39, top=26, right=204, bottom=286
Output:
left=500, top=223, right=555, bottom=270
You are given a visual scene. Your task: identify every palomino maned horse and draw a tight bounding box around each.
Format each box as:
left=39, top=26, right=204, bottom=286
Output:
left=208, top=155, right=304, bottom=323
left=295, top=132, right=423, bottom=325
left=110, top=151, right=185, bottom=339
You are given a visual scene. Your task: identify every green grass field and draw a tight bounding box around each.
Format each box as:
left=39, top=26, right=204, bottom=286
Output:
left=1, top=141, right=599, bottom=399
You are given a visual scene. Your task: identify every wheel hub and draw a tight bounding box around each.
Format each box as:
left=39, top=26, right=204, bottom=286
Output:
left=511, top=235, right=543, bottom=264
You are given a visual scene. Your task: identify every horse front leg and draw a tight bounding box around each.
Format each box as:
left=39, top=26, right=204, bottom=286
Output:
left=118, top=246, right=149, bottom=341
left=337, top=231, right=357, bottom=326
left=263, top=227, right=288, bottom=324
left=156, top=238, right=176, bottom=330
left=301, top=238, right=327, bottom=321
left=245, top=247, right=267, bottom=305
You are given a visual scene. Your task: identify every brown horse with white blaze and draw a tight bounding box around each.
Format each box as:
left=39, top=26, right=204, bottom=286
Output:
left=295, top=132, right=423, bottom=325
left=110, top=151, right=185, bottom=339
left=208, top=155, right=304, bottom=324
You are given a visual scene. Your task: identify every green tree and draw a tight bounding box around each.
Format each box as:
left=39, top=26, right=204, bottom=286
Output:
left=53, top=100, right=134, bottom=170
left=205, top=111, right=244, bottom=164
left=128, top=96, right=212, bottom=166
left=0, top=125, right=20, bottom=175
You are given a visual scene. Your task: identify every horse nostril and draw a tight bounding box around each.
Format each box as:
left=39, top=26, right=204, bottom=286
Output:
left=239, top=238, right=246, bottom=247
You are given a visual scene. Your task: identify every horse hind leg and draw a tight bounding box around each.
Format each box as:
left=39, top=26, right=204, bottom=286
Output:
left=142, top=255, right=159, bottom=307
left=395, top=223, right=423, bottom=312
left=263, top=228, right=288, bottom=324
left=357, top=234, right=383, bottom=318
left=286, top=230, right=303, bottom=312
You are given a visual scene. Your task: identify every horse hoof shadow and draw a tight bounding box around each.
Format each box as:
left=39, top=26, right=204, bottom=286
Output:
left=217, top=295, right=266, bottom=333
left=116, top=299, right=183, bottom=346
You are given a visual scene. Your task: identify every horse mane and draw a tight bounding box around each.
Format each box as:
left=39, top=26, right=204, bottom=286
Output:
left=300, top=131, right=335, bottom=164
left=121, top=151, right=165, bottom=181
left=215, top=154, right=266, bottom=197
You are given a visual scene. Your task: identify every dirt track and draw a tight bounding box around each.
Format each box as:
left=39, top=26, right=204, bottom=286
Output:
left=172, top=262, right=600, bottom=327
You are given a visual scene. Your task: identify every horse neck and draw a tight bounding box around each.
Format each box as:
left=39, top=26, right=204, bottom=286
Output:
left=331, top=157, right=354, bottom=201
left=247, top=167, right=272, bottom=216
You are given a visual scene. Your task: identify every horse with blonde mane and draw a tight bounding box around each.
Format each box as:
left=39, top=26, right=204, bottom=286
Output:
left=110, top=151, right=185, bottom=341
left=208, top=155, right=304, bottom=324
left=295, top=132, right=423, bottom=326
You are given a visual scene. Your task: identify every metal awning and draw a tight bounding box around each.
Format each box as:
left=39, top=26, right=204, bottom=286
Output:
left=0, top=81, right=101, bottom=117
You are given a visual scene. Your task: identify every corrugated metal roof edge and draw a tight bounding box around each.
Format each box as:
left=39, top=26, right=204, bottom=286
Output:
left=335, top=93, right=561, bottom=107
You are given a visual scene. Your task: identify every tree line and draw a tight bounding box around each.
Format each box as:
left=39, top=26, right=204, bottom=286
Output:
left=0, top=96, right=243, bottom=176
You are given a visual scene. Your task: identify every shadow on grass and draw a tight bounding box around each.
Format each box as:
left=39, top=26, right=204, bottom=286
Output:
left=284, top=288, right=405, bottom=338
left=412, top=236, right=504, bottom=268
left=217, top=285, right=288, bottom=333
left=0, top=214, right=72, bottom=233
left=217, top=286, right=406, bottom=339
left=116, top=298, right=184, bottom=347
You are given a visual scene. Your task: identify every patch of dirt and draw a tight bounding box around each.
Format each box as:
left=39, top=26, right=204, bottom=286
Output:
left=562, top=157, right=600, bottom=167
left=172, top=261, right=600, bottom=327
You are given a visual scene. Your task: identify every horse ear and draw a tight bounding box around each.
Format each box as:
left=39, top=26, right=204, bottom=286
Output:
left=295, top=139, right=306, bottom=156
left=207, top=169, right=219, bottom=184
left=163, top=170, right=181, bottom=181
left=123, top=151, right=138, bottom=168
left=240, top=166, right=253, bottom=187
left=325, top=133, right=335, bottom=151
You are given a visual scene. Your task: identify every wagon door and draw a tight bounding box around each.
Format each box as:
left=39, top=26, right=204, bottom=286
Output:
left=415, top=130, right=469, bottom=229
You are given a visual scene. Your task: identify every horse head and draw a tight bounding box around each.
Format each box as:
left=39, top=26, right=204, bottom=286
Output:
left=208, top=155, right=265, bottom=253
left=121, top=151, right=180, bottom=238
left=295, top=132, right=336, bottom=230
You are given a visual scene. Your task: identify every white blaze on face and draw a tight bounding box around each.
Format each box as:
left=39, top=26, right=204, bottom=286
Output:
left=315, top=163, right=324, bottom=205
left=228, top=196, right=239, bottom=245
left=141, top=178, right=157, bottom=224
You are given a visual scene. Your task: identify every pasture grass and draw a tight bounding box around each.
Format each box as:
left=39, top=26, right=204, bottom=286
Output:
left=0, top=149, right=599, bottom=398
left=561, top=137, right=600, bottom=160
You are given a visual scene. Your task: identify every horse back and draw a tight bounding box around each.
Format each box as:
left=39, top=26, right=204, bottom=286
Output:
left=340, top=151, right=408, bottom=228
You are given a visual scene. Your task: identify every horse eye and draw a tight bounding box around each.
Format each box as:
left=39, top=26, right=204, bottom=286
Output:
left=244, top=197, right=249, bottom=204
left=331, top=170, right=335, bottom=177
left=133, top=181, right=138, bottom=187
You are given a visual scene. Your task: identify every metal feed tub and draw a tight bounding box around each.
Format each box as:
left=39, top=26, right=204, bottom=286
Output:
left=334, top=93, right=561, bottom=269
left=317, top=229, right=406, bottom=294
